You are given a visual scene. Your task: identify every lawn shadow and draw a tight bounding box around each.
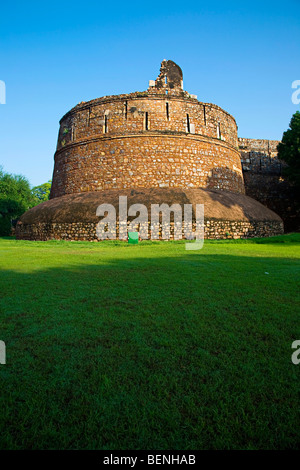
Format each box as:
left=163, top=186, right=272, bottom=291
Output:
left=0, top=247, right=299, bottom=450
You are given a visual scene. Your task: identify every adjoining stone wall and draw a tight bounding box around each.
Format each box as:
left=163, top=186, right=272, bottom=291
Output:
left=16, top=219, right=284, bottom=242
left=50, top=133, right=244, bottom=198
left=239, top=138, right=283, bottom=174
left=239, top=138, right=300, bottom=231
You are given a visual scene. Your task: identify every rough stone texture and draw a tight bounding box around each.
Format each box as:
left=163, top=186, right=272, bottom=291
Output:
left=51, top=62, right=242, bottom=198
left=51, top=134, right=243, bottom=197
left=17, top=60, right=284, bottom=241
left=16, top=189, right=283, bottom=241
left=154, top=60, right=183, bottom=91
left=239, top=138, right=282, bottom=173
left=16, top=219, right=283, bottom=241
left=239, top=138, right=300, bottom=232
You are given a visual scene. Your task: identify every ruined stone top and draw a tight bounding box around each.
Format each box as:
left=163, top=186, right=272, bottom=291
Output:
left=149, top=60, right=184, bottom=92
left=59, top=60, right=237, bottom=133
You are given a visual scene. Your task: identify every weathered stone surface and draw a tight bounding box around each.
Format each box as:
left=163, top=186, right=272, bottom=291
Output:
left=238, top=138, right=300, bottom=231
left=16, top=188, right=283, bottom=240
left=17, top=60, right=285, bottom=241
left=51, top=60, right=242, bottom=199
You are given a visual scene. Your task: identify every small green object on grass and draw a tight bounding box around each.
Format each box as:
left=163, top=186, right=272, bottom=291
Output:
left=128, top=232, right=139, bottom=244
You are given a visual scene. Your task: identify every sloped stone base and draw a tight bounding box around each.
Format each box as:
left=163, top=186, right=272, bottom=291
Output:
left=16, top=188, right=284, bottom=241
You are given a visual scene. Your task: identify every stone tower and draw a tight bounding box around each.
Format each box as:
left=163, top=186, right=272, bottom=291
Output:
left=16, top=60, right=283, bottom=240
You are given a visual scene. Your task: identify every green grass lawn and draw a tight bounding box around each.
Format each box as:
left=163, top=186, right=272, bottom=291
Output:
left=0, top=234, right=299, bottom=450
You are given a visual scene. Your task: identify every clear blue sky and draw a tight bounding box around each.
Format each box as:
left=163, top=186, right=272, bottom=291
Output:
left=0, top=0, right=299, bottom=187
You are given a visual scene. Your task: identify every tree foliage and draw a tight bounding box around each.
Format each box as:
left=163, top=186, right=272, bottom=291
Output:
left=0, top=166, right=34, bottom=219
left=0, top=167, right=51, bottom=235
left=31, top=180, right=51, bottom=204
left=277, top=111, right=300, bottom=200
